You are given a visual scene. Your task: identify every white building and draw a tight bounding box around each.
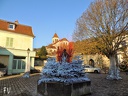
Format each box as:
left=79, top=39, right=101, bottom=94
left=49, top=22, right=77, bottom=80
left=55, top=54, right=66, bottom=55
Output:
left=0, top=19, right=36, bottom=75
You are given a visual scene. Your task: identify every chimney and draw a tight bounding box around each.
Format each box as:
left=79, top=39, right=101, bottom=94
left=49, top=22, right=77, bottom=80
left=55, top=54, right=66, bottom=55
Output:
left=15, top=20, right=19, bottom=24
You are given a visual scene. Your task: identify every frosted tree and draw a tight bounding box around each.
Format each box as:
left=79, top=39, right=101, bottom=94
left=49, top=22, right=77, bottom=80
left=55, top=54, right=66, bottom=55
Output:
left=38, top=55, right=89, bottom=85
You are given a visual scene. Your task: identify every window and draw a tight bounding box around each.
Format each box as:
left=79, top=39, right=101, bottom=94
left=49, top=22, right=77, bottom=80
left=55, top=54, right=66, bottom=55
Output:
left=13, top=59, right=26, bottom=69
left=85, top=66, right=90, bottom=68
left=6, top=37, right=13, bottom=47
left=13, top=60, right=17, bottom=69
left=8, top=24, right=15, bottom=30
left=22, top=61, right=25, bottom=69
left=18, top=60, right=22, bottom=69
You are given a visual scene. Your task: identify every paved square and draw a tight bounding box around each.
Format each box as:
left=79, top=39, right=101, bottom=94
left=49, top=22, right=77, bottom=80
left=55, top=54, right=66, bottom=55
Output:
left=0, top=74, right=40, bottom=96
left=0, top=72, right=128, bottom=96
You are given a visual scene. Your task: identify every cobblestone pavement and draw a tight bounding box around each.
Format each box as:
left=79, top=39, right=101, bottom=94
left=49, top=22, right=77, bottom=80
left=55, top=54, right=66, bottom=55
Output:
left=0, top=74, right=40, bottom=96
left=0, top=72, right=128, bottom=96
left=87, top=72, right=128, bottom=96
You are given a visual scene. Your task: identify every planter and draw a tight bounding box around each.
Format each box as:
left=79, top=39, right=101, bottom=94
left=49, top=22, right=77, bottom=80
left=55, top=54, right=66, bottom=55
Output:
left=37, top=81, right=91, bottom=96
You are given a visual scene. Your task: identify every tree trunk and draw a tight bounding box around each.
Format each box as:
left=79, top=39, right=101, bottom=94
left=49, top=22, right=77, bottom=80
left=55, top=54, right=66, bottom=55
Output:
left=106, top=55, right=122, bottom=80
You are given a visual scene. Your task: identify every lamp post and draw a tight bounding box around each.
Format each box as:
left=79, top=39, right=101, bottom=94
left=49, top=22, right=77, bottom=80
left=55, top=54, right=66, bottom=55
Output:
left=23, top=48, right=30, bottom=78
left=27, top=48, right=30, bottom=72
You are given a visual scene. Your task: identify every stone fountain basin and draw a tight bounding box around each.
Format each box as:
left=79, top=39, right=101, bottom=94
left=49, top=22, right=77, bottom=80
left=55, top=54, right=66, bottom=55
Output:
left=37, top=80, right=91, bottom=96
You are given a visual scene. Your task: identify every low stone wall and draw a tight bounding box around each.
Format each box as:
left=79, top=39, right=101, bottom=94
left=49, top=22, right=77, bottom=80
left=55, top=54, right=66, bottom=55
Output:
left=37, top=81, right=91, bottom=96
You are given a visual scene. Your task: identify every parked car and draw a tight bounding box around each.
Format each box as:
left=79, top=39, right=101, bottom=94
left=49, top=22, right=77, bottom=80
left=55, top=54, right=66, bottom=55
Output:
left=84, top=65, right=101, bottom=73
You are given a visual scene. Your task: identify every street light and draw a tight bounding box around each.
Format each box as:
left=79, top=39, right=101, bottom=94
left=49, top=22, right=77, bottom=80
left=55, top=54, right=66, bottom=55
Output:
left=27, top=48, right=30, bottom=72
left=23, top=48, right=30, bottom=78
left=27, top=48, right=30, bottom=54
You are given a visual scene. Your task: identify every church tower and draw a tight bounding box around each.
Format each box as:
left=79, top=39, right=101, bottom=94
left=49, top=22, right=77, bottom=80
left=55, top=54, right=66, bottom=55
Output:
left=52, top=33, right=59, bottom=43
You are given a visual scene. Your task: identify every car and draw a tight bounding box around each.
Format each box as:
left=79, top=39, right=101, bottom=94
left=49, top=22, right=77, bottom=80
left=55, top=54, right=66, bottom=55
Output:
left=84, top=65, right=101, bottom=73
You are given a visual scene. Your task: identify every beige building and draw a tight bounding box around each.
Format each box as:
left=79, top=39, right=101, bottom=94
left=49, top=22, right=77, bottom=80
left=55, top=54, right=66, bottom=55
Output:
left=46, top=33, right=69, bottom=56
left=83, top=35, right=128, bottom=68
left=0, top=19, right=36, bottom=74
left=82, top=54, right=110, bottom=68
left=117, top=35, right=128, bottom=64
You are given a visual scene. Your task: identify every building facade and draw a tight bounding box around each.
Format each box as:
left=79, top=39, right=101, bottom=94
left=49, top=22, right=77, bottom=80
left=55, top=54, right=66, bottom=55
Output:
left=46, top=33, right=69, bottom=56
left=0, top=19, right=36, bottom=75
left=117, top=35, right=128, bottom=64
left=83, top=35, right=128, bottom=68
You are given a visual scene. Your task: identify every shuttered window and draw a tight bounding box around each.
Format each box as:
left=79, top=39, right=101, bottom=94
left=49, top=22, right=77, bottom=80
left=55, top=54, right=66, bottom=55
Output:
left=6, top=37, right=13, bottom=47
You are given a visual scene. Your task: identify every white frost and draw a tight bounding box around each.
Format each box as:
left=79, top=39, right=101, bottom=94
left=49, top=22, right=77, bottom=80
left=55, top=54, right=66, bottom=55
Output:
left=38, top=57, right=90, bottom=85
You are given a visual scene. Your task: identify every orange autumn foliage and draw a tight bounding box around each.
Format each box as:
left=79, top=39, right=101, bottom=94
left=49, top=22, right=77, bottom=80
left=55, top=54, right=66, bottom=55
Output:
left=56, top=42, right=74, bottom=63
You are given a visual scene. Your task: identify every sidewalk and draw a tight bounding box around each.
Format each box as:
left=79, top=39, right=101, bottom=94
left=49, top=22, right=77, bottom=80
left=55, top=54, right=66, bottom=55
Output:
left=0, top=73, right=40, bottom=80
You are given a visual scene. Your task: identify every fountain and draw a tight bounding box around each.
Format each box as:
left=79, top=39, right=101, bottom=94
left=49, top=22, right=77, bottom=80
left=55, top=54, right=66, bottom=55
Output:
left=37, top=45, right=91, bottom=96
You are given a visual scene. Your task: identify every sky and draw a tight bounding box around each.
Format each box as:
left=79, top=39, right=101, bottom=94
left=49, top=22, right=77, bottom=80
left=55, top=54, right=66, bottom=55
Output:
left=0, top=0, right=94, bottom=48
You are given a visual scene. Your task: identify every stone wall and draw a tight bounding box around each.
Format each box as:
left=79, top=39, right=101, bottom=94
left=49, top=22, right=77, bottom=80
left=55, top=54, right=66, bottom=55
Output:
left=37, top=81, right=91, bottom=96
left=82, top=54, right=110, bottom=68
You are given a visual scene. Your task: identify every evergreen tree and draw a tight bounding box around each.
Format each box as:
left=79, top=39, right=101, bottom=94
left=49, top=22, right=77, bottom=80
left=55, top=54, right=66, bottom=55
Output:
left=38, top=46, right=48, bottom=58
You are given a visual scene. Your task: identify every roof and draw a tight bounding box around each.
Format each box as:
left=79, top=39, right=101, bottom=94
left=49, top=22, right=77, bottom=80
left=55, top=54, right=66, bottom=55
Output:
left=60, top=38, right=68, bottom=41
left=52, top=33, right=59, bottom=38
left=52, top=38, right=69, bottom=45
left=46, top=44, right=56, bottom=49
left=0, top=19, right=35, bottom=37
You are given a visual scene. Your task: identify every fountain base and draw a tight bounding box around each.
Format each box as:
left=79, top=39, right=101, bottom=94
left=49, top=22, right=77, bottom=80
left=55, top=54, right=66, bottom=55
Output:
left=37, top=81, right=91, bottom=96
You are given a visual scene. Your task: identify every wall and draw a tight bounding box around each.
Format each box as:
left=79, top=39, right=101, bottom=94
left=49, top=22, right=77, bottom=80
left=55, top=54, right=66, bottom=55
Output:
left=0, top=55, right=9, bottom=66
left=0, top=30, right=34, bottom=50
left=82, top=54, right=110, bottom=68
left=0, top=29, right=36, bottom=74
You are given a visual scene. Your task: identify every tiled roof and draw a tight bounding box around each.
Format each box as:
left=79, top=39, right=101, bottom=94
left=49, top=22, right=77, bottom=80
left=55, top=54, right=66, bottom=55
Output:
left=0, top=19, right=34, bottom=37
left=52, top=38, right=69, bottom=45
left=47, top=44, right=56, bottom=49
left=52, top=33, right=59, bottom=38
left=60, top=38, right=68, bottom=41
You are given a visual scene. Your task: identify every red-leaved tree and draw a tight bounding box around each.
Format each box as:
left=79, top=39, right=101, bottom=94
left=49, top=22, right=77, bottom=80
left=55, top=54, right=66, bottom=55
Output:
left=56, top=42, right=74, bottom=63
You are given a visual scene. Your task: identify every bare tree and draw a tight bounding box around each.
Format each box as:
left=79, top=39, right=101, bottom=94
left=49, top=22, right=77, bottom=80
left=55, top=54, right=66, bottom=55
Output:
left=73, top=0, right=128, bottom=79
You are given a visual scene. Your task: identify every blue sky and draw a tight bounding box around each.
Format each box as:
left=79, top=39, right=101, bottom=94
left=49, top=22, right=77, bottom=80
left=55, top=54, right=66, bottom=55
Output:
left=0, top=0, right=93, bottom=48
